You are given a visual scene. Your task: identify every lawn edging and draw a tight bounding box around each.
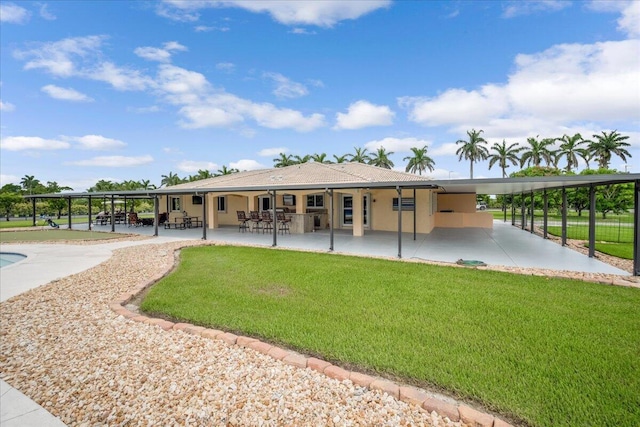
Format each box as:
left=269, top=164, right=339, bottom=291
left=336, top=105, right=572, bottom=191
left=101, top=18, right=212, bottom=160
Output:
left=108, top=245, right=516, bottom=427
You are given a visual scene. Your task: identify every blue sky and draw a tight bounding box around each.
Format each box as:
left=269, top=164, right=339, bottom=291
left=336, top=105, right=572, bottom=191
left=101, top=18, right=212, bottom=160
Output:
left=1, top=0, right=638, bottom=191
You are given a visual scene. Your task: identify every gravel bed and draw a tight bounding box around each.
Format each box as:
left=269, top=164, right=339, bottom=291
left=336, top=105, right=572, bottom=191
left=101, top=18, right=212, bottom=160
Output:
left=0, top=241, right=460, bottom=427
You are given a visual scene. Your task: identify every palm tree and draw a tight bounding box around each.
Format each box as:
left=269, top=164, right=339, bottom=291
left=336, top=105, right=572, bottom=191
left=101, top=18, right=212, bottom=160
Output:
left=588, top=130, right=632, bottom=169
left=348, top=147, right=371, bottom=163
left=160, top=172, right=183, bottom=187
left=191, top=169, right=214, bottom=181
left=293, top=154, right=311, bottom=164
left=403, top=146, right=435, bottom=175
left=89, top=179, right=115, bottom=192
left=216, top=165, right=239, bottom=176
left=273, top=153, right=294, bottom=168
left=520, top=136, right=556, bottom=168
left=455, top=129, right=489, bottom=179
left=369, top=147, right=394, bottom=169
left=556, top=133, right=588, bottom=172
left=311, top=153, right=330, bottom=163
left=332, top=154, right=349, bottom=163
left=139, top=179, right=156, bottom=190
left=488, top=140, right=523, bottom=178
left=20, top=175, right=41, bottom=195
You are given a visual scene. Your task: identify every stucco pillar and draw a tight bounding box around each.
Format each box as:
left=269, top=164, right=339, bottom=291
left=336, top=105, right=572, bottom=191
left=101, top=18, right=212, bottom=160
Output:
left=248, top=195, right=258, bottom=212
left=207, top=194, right=219, bottom=228
left=352, top=190, right=364, bottom=237
left=295, top=193, right=306, bottom=214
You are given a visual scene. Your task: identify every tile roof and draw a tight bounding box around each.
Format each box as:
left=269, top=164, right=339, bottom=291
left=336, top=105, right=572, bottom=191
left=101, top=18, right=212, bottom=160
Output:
left=167, top=162, right=434, bottom=191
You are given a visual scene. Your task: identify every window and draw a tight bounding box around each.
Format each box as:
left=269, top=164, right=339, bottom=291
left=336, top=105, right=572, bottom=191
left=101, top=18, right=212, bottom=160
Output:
left=259, top=195, right=271, bottom=211
left=217, top=196, right=226, bottom=212
left=283, top=194, right=296, bottom=206
left=171, top=197, right=181, bottom=211
left=392, top=197, right=415, bottom=211
left=306, top=194, right=324, bottom=208
left=192, top=195, right=203, bottom=205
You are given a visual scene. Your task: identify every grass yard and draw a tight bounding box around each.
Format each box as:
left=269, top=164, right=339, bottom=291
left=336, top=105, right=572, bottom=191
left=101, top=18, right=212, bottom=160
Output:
left=0, top=229, right=123, bottom=242
left=141, top=246, right=640, bottom=427
left=546, top=226, right=634, bottom=259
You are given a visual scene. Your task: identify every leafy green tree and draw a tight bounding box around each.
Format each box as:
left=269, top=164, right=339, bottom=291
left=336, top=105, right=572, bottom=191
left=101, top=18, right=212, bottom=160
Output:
left=139, top=179, right=156, bottom=190
left=160, top=172, right=184, bottom=187
left=311, top=153, right=330, bottom=163
left=1, top=183, right=21, bottom=193
left=488, top=140, right=523, bottom=178
left=578, top=168, right=633, bottom=219
left=556, top=133, right=588, bottom=172
left=520, top=136, right=556, bottom=168
left=273, top=153, right=294, bottom=168
left=332, top=154, right=349, bottom=163
left=0, top=191, right=23, bottom=221
left=20, top=175, right=41, bottom=195
left=588, top=130, right=632, bottom=169
left=89, top=179, right=115, bottom=192
left=348, top=147, right=371, bottom=163
left=45, top=181, right=73, bottom=218
left=369, top=147, right=394, bottom=169
left=455, top=129, right=488, bottom=179
left=404, top=146, right=435, bottom=175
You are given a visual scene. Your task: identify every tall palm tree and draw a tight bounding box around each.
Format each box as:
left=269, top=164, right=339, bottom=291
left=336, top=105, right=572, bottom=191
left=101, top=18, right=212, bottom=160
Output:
left=348, top=147, right=371, bottom=163
left=89, top=179, right=115, bottom=192
left=455, top=129, right=488, bottom=179
left=487, top=140, right=523, bottom=178
left=369, top=147, right=394, bottom=169
left=588, top=130, right=632, bottom=169
left=139, top=179, right=156, bottom=190
left=192, top=169, right=214, bottom=181
left=332, top=154, right=349, bottom=163
left=403, top=146, right=435, bottom=175
left=273, top=153, right=294, bottom=168
left=216, top=165, right=239, bottom=176
left=20, top=175, right=41, bottom=195
left=160, top=172, right=183, bottom=187
left=556, top=133, right=588, bottom=172
left=293, top=154, right=311, bottom=164
left=520, top=136, right=556, bottom=168
left=311, top=153, right=330, bottom=163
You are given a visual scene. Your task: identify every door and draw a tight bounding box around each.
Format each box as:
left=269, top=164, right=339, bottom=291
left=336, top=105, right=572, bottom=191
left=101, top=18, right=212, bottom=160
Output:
left=341, top=194, right=369, bottom=227
left=258, top=195, right=271, bottom=211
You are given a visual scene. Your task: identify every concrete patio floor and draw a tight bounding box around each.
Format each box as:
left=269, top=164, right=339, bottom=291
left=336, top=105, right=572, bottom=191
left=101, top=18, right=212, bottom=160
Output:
left=89, top=220, right=629, bottom=276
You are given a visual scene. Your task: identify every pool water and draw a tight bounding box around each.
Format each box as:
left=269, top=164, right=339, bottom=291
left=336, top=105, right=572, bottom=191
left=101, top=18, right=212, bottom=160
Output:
left=0, top=252, right=26, bottom=268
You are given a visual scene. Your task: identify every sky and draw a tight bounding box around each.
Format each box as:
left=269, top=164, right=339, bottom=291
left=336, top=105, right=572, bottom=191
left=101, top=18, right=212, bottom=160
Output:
left=1, top=0, right=639, bottom=191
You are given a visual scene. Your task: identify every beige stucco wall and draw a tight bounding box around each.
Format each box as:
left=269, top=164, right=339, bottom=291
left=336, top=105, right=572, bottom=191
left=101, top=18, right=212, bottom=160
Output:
left=436, top=193, right=476, bottom=213
left=368, top=189, right=435, bottom=234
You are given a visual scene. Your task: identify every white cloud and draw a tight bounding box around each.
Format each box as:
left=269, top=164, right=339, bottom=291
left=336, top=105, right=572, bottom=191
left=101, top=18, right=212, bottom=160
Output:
left=68, top=155, right=154, bottom=167
left=177, top=160, right=218, bottom=173
left=258, top=147, right=288, bottom=156
left=617, top=1, right=640, bottom=37
left=264, top=72, right=309, bottom=99
left=0, top=3, right=30, bottom=23
left=71, top=135, right=126, bottom=150
left=402, top=39, right=640, bottom=136
left=216, top=62, right=236, bottom=73
left=127, top=105, right=161, bottom=113
left=289, top=28, right=316, bottom=35
left=134, top=41, right=187, bottom=62
left=334, top=100, right=395, bottom=130
left=502, top=0, right=570, bottom=18
left=0, top=174, right=21, bottom=187
left=364, top=137, right=431, bottom=153
left=195, top=25, right=230, bottom=32
left=0, top=100, right=16, bottom=112
left=41, top=84, right=93, bottom=102
left=88, top=62, right=153, bottom=91
left=160, top=0, right=391, bottom=27
left=39, top=4, right=56, bottom=20
left=229, top=159, right=266, bottom=171
left=0, top=136, right=70, bottom=151
left=430, top=142, right=459, bottom=156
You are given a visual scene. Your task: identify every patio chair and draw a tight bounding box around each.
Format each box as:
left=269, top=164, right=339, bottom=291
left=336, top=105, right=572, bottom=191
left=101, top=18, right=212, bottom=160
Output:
left=276, top=212, right=291, bottom=234
left=158, top=212, right=168, bottom=226
left=128, top=212, right=143, bottom=227
left=249, top=210, right=262, bottom=233
left=237, top=210, right=250, bottom=232
left=261, top=211, right=274, bottom=234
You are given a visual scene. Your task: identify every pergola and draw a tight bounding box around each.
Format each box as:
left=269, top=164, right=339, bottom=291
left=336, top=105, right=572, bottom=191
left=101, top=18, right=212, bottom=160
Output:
left=27, top=172, right=640, bottom=276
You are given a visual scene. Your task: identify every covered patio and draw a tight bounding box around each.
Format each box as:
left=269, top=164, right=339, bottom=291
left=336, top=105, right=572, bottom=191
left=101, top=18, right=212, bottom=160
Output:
left=90, top=220, right=629, bottom=276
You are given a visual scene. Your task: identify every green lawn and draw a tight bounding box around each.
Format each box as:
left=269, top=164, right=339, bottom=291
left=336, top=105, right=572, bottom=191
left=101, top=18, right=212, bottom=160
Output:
left=589, top=242, right=634, bottom=259
left=141, top=246, right=640, bottom=427
left=0, top=229, right=123, bottom=242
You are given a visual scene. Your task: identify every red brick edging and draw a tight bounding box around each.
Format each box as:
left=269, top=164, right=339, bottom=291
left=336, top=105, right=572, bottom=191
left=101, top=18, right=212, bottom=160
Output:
left=109, top=275, right=514, bottom=427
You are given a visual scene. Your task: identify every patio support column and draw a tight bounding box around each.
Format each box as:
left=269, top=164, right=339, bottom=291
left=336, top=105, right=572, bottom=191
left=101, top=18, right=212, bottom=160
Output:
left=210, top=197, right=219, bottom=228
left=352, top=190, right=364, bottom=237
left=543, top=190, right=548, bottom=239
left=272, top=190, right=277, bottom=247
left=588, top=185, right=596, bottom=258
left=202, top=192, right=207, bottom=240
left=503, top=195, right=507, bottom=223
left=32, top=198, right=37, bottom=226
left=88, top=196, right=92, bottom=230
left=397, top=187, right=402, bottom=259
left=124, top=198, right=127, bottom=224
left=511, top=194, right=515, bottom=226
left=633, top=180, right=639, bottom=276
left=521, top=192, right=526, bottom=230
left=110, top=196, right=115, bottom=233
left=328, top=189, right=334, bottom=251
left=413, top=188, right=417, bottom=241
left=153, top=195, right=159, bottom=237
left=561, top=188, right=567, bottom=246
left=67, top=197, right=72, bottom=230
left=530, top=191, right=534, bottom=233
